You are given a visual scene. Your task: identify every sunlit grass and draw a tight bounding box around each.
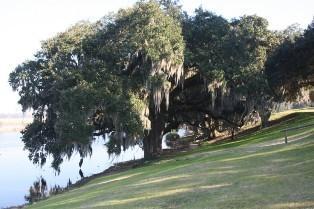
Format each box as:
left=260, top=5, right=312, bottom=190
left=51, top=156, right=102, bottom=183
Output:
left=270, top=201, right=314, bottom=209
left=133, top=174, right=190, bottom=186
left=269, top=107, right=314, bottom=121
left=26, top=110, right=314, bottom=209
left=91, top=188, right=194, bottom=207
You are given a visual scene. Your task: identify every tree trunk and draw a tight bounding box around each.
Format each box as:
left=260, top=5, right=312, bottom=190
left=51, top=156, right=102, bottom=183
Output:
left=231, top=128, right=235, bottom=140
left=143, top=113, right=165, bottom=160
left=259, top=110, right=271, bottom=128
left=143, top=132, right=153, bottom=160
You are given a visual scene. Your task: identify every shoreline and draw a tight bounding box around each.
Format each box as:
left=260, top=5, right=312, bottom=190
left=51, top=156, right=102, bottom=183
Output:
left=4, top=158, right=147, bottom=209
left=0, top=118, right=32, bottom=133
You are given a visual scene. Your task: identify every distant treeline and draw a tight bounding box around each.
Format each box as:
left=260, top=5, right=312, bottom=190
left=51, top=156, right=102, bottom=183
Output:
left=0, top=113, right=32, bottom=119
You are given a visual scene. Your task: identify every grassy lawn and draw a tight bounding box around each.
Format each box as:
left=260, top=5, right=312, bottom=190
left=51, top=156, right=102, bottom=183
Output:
left=27, top=110, right=314, bottom=209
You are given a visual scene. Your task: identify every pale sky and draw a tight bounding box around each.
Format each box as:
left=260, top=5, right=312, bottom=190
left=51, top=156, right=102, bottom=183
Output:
left=0, top=0, right=313, bottom=114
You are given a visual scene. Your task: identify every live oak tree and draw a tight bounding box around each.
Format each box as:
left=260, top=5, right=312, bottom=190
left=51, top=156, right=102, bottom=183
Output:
left=91, top=1, right=185, bottom=159
left=9, top=0, right=281, bottom=170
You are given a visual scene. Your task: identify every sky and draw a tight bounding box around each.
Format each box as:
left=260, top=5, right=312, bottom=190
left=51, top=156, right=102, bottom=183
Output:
left=0, top=0, right=313, bottom=114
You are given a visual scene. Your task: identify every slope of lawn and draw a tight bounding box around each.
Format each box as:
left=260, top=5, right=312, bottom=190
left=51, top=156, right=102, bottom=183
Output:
left=27, top=110, right=314, bottom=209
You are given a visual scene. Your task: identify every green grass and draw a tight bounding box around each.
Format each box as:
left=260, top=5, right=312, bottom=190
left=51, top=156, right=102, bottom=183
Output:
left=27, top=111, right=314, bottom=209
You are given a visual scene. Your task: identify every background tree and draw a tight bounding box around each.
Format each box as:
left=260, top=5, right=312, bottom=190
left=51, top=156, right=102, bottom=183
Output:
left=265, top=20, right=314, bottom=101
left=176, top=10, right=279, bottom=135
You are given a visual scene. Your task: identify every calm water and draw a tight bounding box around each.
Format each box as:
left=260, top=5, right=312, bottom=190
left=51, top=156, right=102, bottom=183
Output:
left=0, top=132, right=144, bottom=208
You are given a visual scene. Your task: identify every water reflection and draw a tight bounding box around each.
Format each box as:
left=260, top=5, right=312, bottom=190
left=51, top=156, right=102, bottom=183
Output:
left=79, top=158, right=84, bottom=178
left=79, top=169, right=84, bottom=179
left=24, top=176, right=76, bottom=204
left=24, top=177, right=47, bottom=204
left=0, top=132, right=143, bottom=208
left=79, top=158, right=84, bottom=168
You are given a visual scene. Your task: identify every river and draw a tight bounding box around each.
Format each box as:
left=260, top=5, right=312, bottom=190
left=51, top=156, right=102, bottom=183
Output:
left=0, top=132, right=144, bottom=208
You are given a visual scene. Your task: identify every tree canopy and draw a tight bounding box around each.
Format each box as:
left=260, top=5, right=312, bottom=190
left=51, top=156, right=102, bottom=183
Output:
left=9, top=0, right=313, bottom=170
left=266, top=21, right=314, bottom=101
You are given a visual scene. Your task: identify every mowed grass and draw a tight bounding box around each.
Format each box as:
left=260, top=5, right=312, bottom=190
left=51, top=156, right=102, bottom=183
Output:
left=27, top=110, right=314, bottom=209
